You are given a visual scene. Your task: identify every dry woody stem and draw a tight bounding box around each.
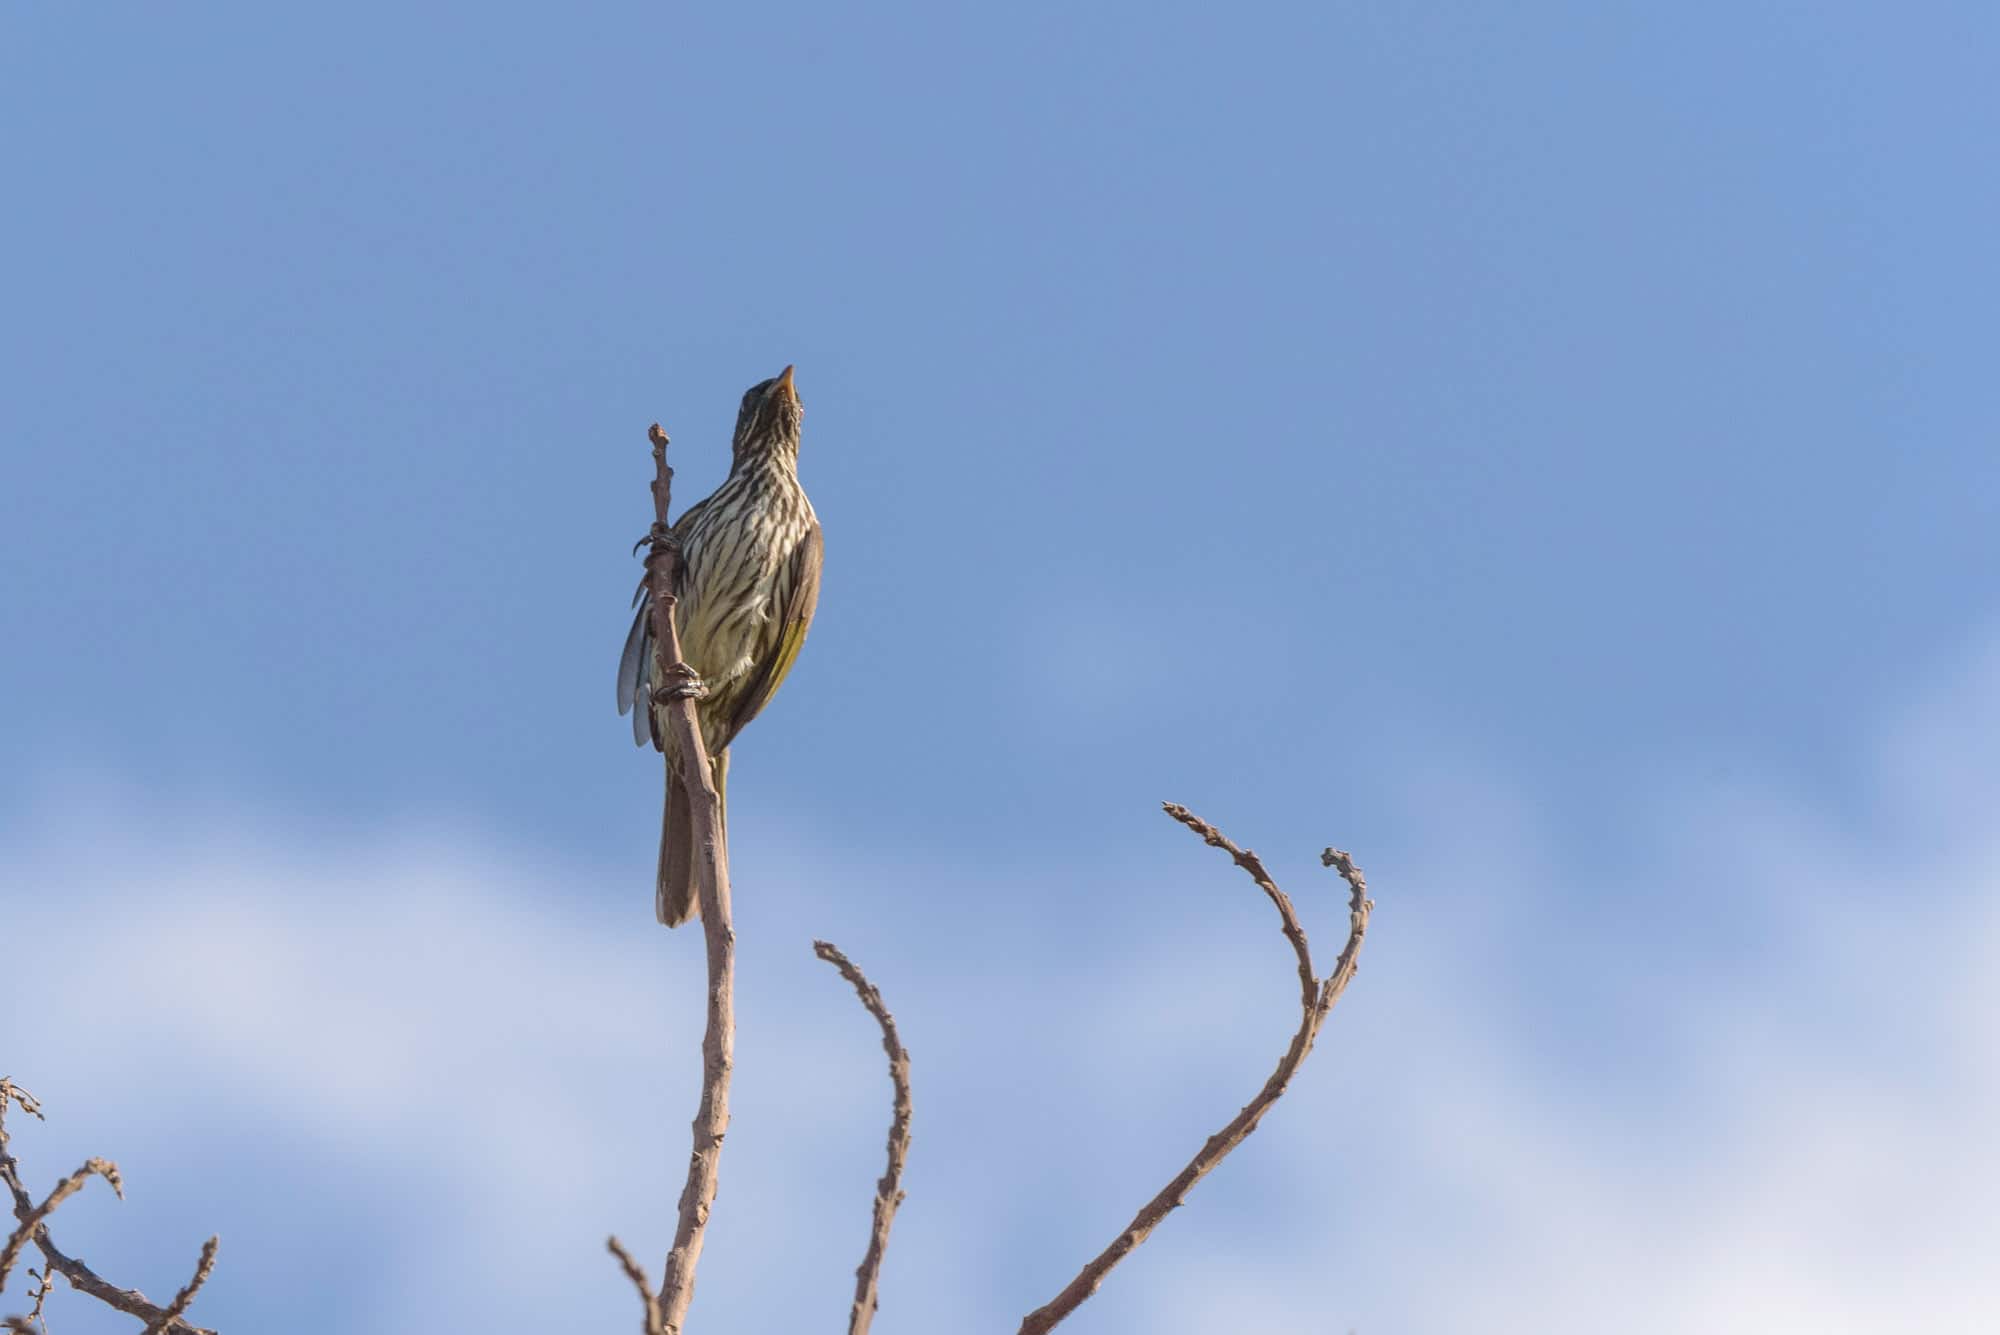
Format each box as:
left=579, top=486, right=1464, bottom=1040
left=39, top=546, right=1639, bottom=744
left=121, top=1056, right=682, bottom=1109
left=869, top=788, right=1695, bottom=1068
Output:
left=813, top=942, right=914, bottom=1335
left=1015, top=805, right=1375, bottom=1335
left=639, top=424, right=739, bottom=1335
left=0, top=1081, right=219, bottom=1335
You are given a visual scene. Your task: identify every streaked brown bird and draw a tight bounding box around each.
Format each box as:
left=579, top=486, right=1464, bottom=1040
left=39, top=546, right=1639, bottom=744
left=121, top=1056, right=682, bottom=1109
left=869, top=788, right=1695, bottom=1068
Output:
left=618, top=365, right=823, bottom=926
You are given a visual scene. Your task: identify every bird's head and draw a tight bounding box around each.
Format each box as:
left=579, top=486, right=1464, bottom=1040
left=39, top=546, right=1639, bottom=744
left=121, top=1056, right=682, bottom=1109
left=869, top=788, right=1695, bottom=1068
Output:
left=731, top=364, right=804, bottom=462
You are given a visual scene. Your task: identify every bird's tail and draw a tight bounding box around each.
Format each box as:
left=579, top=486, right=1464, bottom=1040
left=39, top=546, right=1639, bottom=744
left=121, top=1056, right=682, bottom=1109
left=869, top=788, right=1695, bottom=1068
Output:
left=656, top=748, right=728, bottom=927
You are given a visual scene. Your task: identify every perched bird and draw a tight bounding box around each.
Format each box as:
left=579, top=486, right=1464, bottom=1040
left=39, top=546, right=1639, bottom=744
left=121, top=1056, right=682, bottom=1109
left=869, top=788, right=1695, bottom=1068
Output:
left=618, top=366, right=823, bottom=926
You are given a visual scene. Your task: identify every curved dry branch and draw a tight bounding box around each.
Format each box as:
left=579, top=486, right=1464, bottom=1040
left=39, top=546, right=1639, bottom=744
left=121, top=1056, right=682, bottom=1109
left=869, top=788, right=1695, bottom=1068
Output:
left=0, top=1086, right=218, bottom=1335
left=638, top=424, right=738, bottom=1335
left=813, top=941, right=913, bottom=1335
left=1015, top=804, right=1375, bottom=1335
left=1314, top=846, right=1372, bottom=1015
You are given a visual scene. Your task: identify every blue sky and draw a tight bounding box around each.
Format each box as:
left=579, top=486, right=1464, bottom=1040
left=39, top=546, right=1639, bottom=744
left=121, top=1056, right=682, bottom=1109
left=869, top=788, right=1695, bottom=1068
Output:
left=5, top=4, right=1999, bottom=1332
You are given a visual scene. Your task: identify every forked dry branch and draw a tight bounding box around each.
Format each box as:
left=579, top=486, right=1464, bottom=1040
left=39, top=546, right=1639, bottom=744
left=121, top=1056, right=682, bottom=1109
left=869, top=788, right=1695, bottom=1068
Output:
left=1015, top=805, right=1374, bottom=1334
left=0, top=1080, right=220, bottom=1335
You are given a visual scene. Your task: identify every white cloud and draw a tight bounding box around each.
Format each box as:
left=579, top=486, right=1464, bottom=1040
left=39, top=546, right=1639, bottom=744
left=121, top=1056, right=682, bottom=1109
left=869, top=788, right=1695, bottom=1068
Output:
left=5, top=637, right=2000, bottom=1333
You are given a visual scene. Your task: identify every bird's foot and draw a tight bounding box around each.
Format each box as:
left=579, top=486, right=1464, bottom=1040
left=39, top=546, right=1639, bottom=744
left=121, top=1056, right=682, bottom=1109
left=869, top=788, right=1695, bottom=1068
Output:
left=652, top=661, right=708, bottom=703
left=632, top=524, right=681, bottom=558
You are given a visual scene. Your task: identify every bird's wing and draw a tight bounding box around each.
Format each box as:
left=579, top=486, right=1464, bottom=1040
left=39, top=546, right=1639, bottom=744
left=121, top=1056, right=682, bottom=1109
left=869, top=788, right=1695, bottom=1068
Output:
left=717, top=521, right=823, bottom=751
left=619, top=495, right=716, bottom=751
left=620, top=498, right=720, bottom=750
left=618, top=577, right=649, bottom=714
left=619, top=579, right=659, bottom=748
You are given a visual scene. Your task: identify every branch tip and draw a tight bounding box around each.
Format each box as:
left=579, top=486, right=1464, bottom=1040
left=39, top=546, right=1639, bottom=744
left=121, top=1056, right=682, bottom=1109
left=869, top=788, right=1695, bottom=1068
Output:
left=140, top=1236, right=219, bottom=1335
left=0, top=1084, right=42, bottom=1124
left=607, top=1236, right=664, bottom=1335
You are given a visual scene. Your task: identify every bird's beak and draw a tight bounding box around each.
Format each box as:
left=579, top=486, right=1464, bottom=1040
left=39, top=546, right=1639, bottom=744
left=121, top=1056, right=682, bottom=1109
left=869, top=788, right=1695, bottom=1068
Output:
left=774, top=364, right=798, bottom=403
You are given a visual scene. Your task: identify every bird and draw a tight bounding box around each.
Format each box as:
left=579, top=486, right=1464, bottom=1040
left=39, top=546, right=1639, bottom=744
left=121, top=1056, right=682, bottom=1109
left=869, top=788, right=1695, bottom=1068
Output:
left=618, top=365, right=823, bottom=927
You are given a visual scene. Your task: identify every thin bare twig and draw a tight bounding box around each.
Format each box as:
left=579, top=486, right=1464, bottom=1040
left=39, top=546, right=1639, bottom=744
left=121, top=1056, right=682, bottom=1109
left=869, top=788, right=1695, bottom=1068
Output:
left=1016, top=804, right=1375, bottom=1335
left=0, top=1092, right=216, bottom=1335
left=0, top=1088, right=40, bottom=1126
left=813, top=942, right=914, bottom=1335
left=4, top=1260, right=48, bottom=1335
left=606, top=1236, right=665, bottom=1335
left=139, top=1235, right=219, bottom=1335
left=24, top=1264, right=55, bottom=1333
left=639, top=423, right=738, bottom=1335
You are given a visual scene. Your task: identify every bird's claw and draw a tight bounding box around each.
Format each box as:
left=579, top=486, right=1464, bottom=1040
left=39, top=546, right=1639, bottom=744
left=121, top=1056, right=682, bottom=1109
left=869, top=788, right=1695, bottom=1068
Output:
left=632, top=525, right=681, bottom=558
left=652, top=662, right=708, bottom=704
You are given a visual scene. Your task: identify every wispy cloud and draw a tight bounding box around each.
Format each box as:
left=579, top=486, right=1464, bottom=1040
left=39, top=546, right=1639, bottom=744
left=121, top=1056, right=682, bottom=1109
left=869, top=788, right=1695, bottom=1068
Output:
left=5, top=637, right=1999, bottom=1333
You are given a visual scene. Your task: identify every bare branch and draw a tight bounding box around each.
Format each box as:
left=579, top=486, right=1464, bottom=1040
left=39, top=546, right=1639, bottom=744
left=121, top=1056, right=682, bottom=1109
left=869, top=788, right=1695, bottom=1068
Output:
left=0, top=1095, right=216, bottom=1335
left=1016, top=805, right=1375, bottom=1335
left=0, top=1232, right=215, bottom=1335
left=813, top=941, right=914, bottom=1335
left=607, top=1236, right=665, bottom=1335
left=638, top=423, right=739, bottom=1335
left=1, top=1159, right=122, bottom=1290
